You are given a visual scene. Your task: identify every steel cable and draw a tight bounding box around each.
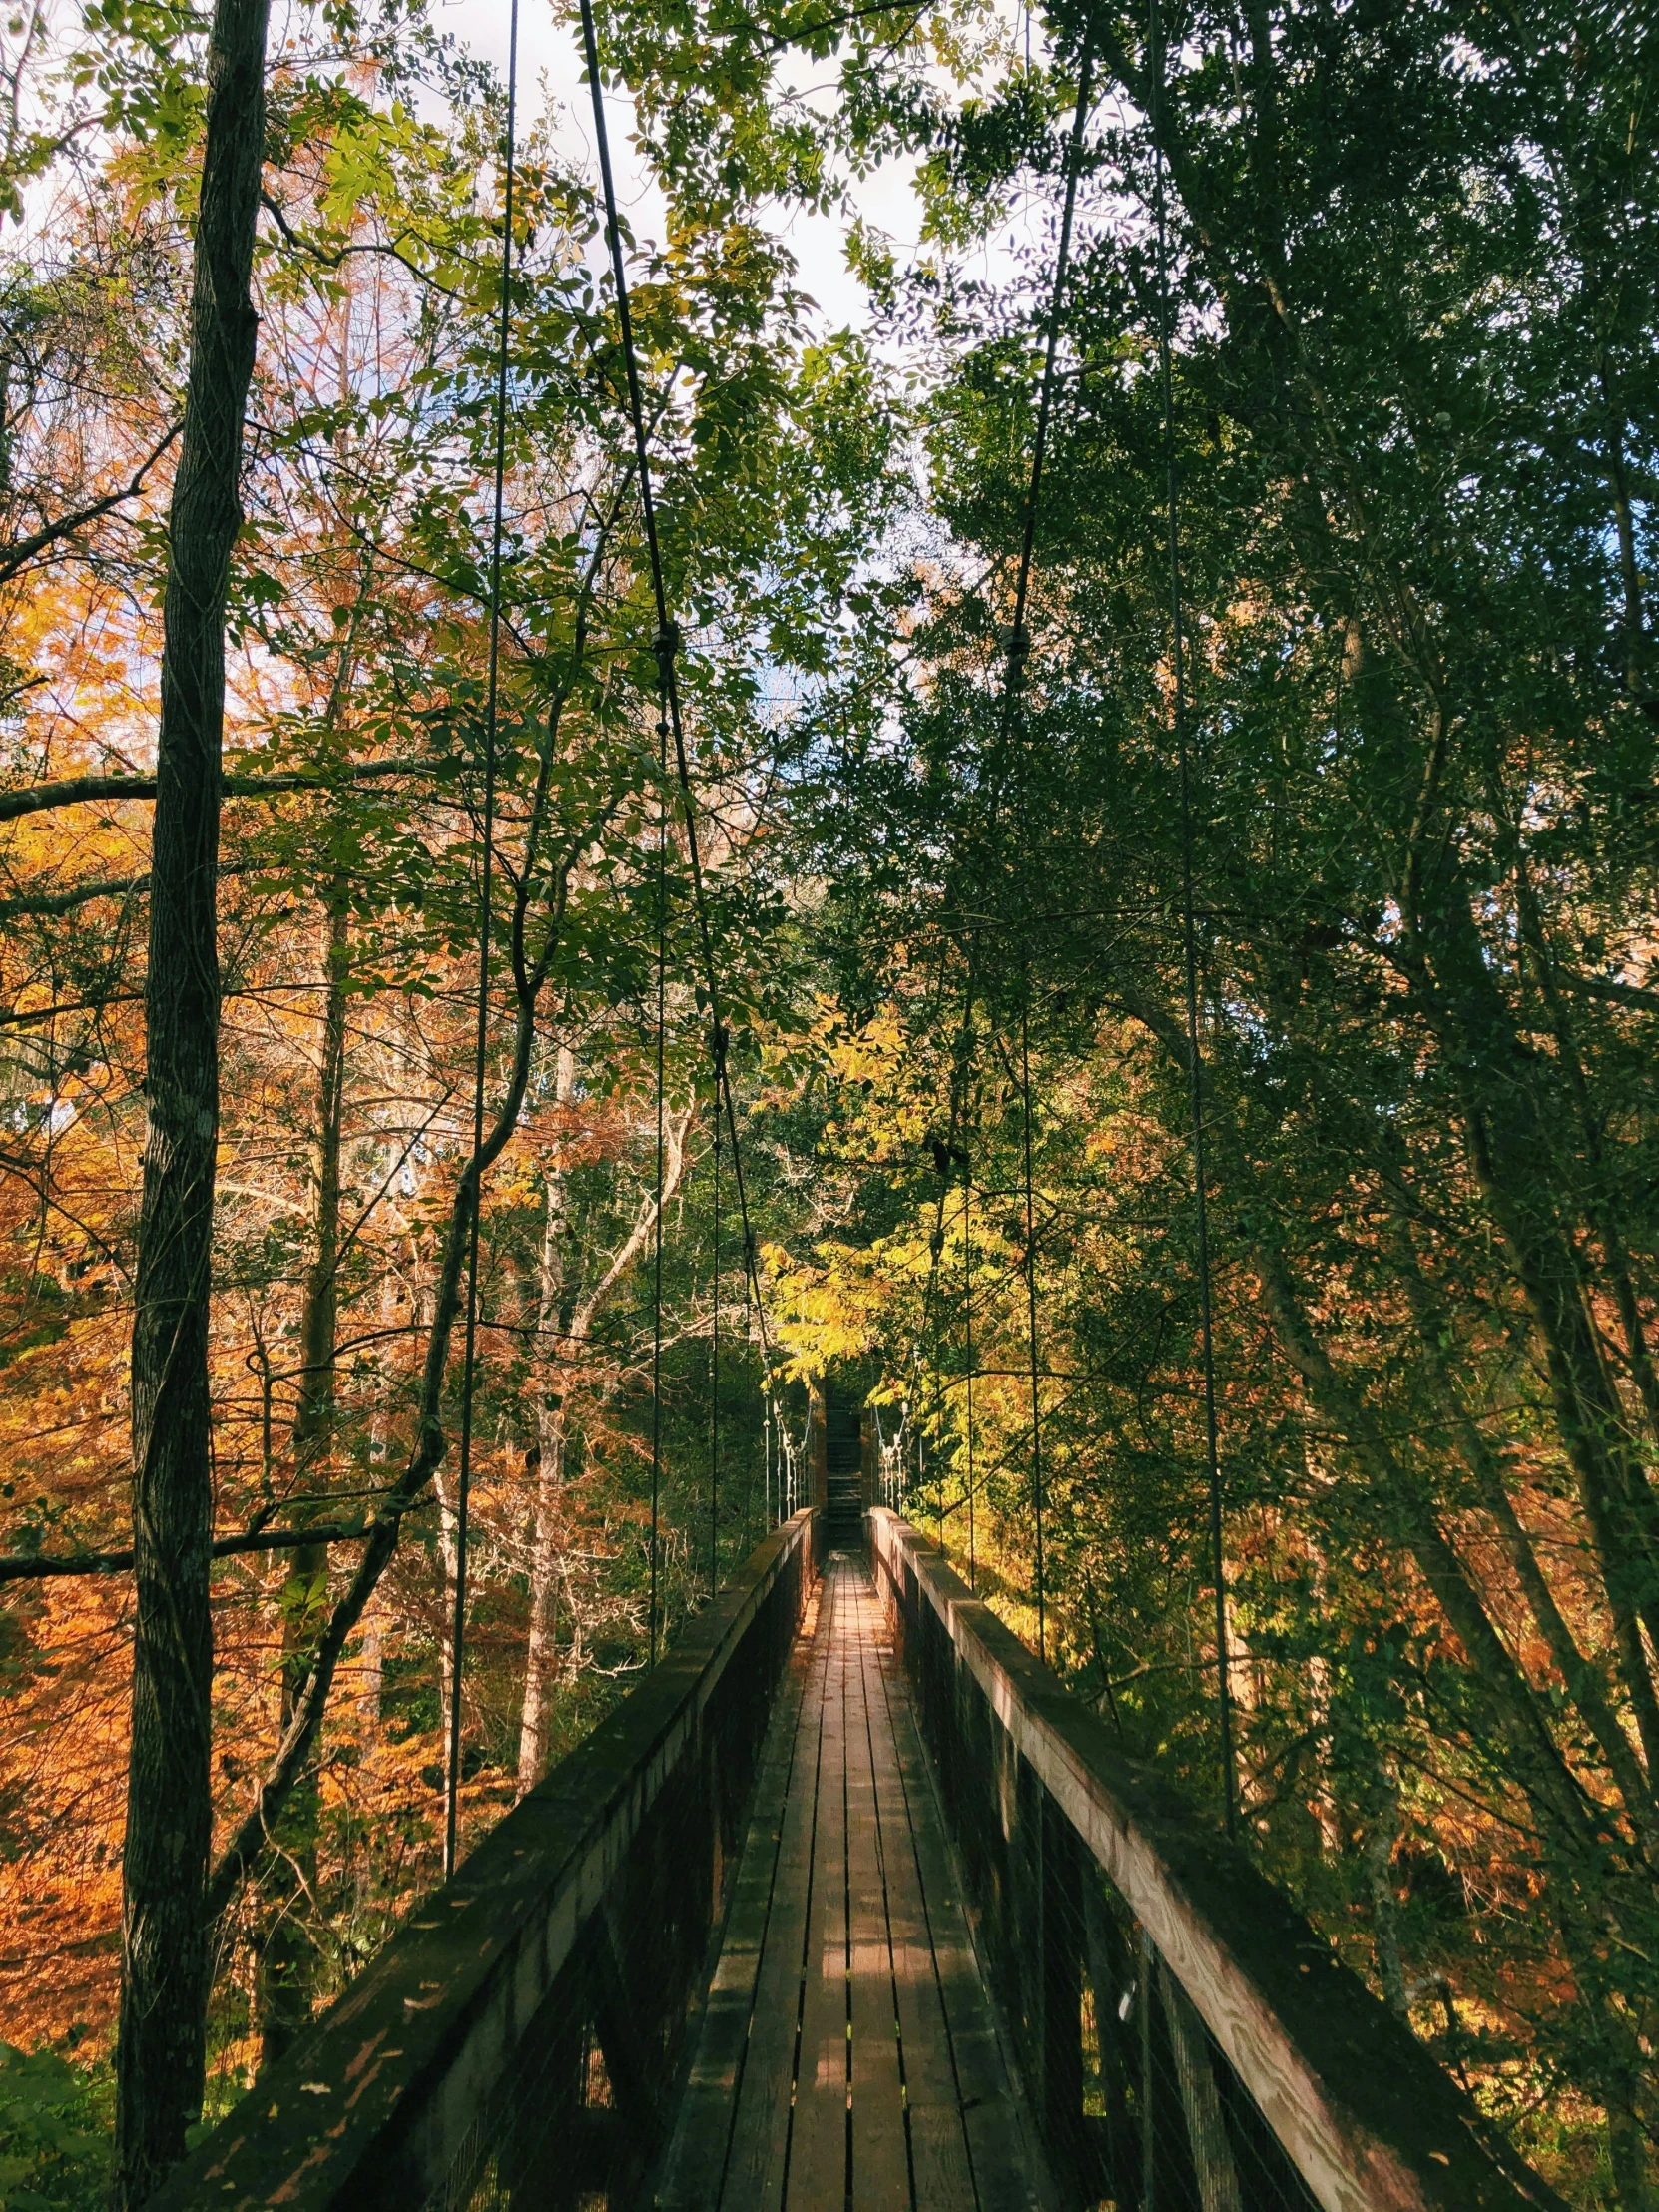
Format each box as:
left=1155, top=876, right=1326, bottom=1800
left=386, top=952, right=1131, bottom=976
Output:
left=649, top=686, right=668, bottom=1659
left=578, top=0, right=785, bottom=1587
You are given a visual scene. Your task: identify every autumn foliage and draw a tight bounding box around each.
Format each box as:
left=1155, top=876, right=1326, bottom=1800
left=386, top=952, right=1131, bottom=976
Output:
left=1, top=0, right=1657, bottom=2205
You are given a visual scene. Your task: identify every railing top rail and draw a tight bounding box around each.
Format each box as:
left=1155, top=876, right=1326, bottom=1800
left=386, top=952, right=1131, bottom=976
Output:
left=155, top=1509, right=820, bottom=2212
left=868, top=1508, right=1566, bottom=2212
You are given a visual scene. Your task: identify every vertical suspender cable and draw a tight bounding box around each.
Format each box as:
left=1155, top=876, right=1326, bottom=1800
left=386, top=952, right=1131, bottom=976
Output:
left=445, top=0, right=519, bottom=1881
left=649, top=674, right=669, bottom=1664
left=743, top=1208, right=753, bottom=1542
left=1018, top=1000, right=1047, bottom=1657
left=709, top=1064, right=721, bottom=1597
left=996, top=35, right=1093, bottom=1666
left=579, top=0, right=785, bottom=1585
left=964, top=1172, right=976, bottom=1591
left=1149, top=0, right=1237, bottom=1837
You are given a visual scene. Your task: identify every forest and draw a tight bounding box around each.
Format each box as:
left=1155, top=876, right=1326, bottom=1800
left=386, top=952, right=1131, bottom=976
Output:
left=0, top=0, right=1653, bottom=2201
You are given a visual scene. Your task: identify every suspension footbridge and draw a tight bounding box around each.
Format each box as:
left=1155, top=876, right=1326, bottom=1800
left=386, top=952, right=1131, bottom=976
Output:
left=156, top=1449, right=1563, bottom=2212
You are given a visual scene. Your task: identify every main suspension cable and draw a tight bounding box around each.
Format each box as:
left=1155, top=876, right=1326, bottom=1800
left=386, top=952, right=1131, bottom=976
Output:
left=579, top=0, right=784, bottom=1566
left=446, top=0, right=519, bottom=1881
left=1149, top=0, right=1237, bottom=1837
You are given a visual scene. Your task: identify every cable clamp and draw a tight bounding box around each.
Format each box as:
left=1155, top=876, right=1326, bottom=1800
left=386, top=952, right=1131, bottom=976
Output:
left=652, top=622, right=680, bottom=669
left=1002, top=624, right=1031, bottom=662
left=711, top=1019, right=729, bottom=1071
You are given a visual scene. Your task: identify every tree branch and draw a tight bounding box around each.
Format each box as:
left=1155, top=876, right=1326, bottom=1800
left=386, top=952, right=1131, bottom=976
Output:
left=1555, top=968, right=1659, bottom=1017
left=0, top=420, right=182, bottom=588
left=0, top=1518, right=395, bottom=1583
left=0, top=870, right=150, bottom=917
left=0, top=753, right=435, bottom=826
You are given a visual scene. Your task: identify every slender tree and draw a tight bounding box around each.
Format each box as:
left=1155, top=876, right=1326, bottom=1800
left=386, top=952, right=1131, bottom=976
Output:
left=117, top=0, right=270, bottom=2194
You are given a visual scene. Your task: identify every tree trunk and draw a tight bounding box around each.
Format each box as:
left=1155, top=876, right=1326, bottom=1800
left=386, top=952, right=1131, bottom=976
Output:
left=1389, top=1211, right=1659, bottom=1835
left=518, top=1310, right=572, bottom=1789
left=436, top=1466, right=459, bottom=1780
left=517, top=1088, right=691, bottom=1794
left=117, top=0, right=269, bottom=2197
left=519, top=1049, right=578, bottom=1796
left=1401, top=890, right=1659, bottom=1779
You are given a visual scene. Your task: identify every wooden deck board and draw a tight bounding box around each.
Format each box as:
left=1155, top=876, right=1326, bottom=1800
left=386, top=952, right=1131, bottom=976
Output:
left=786, top=1566, right=853, bottom=2206
left=653, top=1603, right=819, bottom=2210
left=852, top=1616, right=980, bottom=2211
left=713, top=1595, right=831, bottom=2212
left=657, top=1552, right=1048, bottom=2211
left=844, top=1578, right=913, bottom=2210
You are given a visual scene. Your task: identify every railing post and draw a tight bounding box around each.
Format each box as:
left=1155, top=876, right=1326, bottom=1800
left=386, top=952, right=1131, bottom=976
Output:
left=1160, top=1957, right=1245, bottom=2212
left=1036, top=1785, right=1085, bottom=2204
left=1083, top=1877, right=1139, bottom=2208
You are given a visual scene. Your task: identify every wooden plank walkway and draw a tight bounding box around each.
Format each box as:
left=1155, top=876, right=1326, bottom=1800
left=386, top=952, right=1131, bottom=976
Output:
left=657, top=1554, right=1050, bottom=2212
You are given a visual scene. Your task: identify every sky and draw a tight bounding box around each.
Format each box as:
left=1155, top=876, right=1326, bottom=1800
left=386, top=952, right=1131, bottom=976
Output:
left=440, top=0, right=931, bottom=336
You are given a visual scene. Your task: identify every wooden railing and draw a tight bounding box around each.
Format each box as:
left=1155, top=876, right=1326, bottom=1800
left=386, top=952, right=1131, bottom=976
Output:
left=153, top=1509, right=823, bottom=2212
left=866, top=1507, right=1566, bottom=2212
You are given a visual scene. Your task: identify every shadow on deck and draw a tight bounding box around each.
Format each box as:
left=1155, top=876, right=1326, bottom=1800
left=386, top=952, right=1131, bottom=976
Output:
left=657, top=1553, right=1048, bottom=2210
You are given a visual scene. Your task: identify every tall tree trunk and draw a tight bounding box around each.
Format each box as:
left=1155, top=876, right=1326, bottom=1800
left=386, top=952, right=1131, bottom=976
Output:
left=518, top=1053, right=577, bottom=1796
left=1388, top=1209, right=1659, bottom=1837
left=117, top=0, right=269, bottom=2197
left=434, top=1463, right=462, bottom=1816
left=517, top=1345, right=571, bottom=1790
left=259, top=891, right=349, bottom=2068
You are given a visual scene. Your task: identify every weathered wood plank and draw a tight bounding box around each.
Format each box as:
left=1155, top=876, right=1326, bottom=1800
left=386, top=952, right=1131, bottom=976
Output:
left=707, top=1578, right=834, bottom=2212
left=853, top=1609, right=979, bottom=2210
left=662, top=1550, right=1049, bottom=2212
left=653, top=1621, right=815, bottom=2208
left=787, top=1567, right=854, bottom=2208
left=843, top=1578, right=912, bottom=2210
left=877, top=1640, right=1052, bottom=2212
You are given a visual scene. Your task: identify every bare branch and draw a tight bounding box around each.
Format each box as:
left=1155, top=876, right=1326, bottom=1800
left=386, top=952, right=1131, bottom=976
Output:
left=0, top=420, right=182, bottom=587
left=0, top=1516, right=399, bottom=1583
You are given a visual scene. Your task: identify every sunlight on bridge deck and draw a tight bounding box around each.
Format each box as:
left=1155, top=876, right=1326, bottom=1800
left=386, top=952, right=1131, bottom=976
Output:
left=658, top=1555, right=1050, bottom=2211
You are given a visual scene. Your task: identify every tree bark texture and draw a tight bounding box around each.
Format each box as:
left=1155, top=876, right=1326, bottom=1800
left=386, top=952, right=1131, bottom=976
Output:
left=117, top=0, right=269, bottom=2196
left=517, top=1052, right=579, bottom=1796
